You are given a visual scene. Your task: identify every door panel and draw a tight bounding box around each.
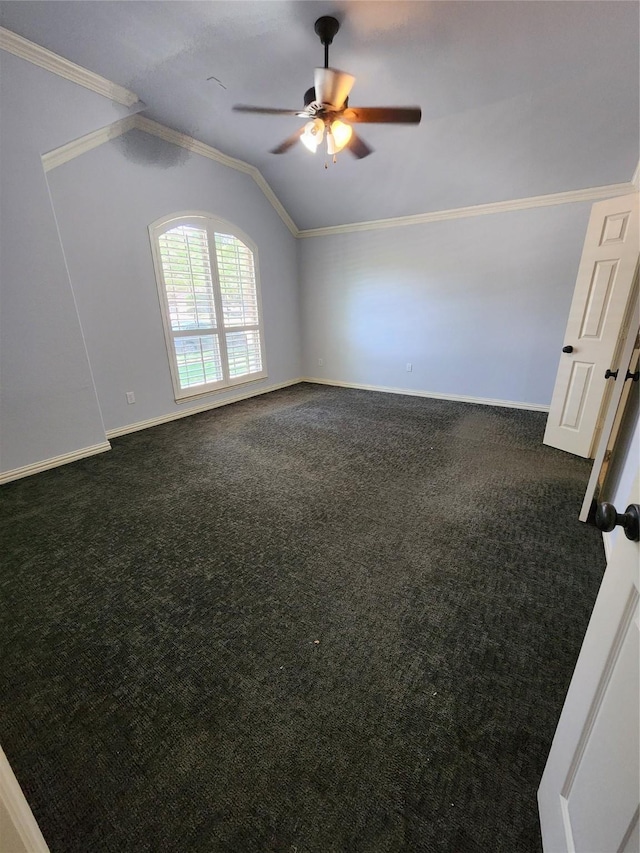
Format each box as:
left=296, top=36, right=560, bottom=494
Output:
left=562, top=590, right=638, bottom=852
left=560, top=362, right=592, bottom=428
left=538, top=474, right=640, bottom=852
left=544, top=193, right=639, bottom=457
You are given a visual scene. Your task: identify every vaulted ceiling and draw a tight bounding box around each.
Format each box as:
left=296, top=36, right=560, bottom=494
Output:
left=1, top=1, right=638, bottom=230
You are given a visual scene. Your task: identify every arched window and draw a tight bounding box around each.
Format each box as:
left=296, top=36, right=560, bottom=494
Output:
left=149, top=212, right=266, bottom=400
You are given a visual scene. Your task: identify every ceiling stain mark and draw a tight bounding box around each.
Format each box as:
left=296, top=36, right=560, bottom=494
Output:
left=116, top=128, right=190, bottom=169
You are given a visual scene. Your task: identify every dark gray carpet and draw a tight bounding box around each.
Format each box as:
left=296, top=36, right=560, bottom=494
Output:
left=1, top=384, right=605, bottom=852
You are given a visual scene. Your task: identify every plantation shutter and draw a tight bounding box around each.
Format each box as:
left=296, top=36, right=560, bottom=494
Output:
left=214, top=233, right=263, bottom=379
left=157, top=225, right=223, bottom=389
left=152, top=215, right=266, bottom=400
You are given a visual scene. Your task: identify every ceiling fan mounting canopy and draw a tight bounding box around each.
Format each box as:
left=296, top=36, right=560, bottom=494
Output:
left=232, top=14, right=421, bottom=161
left=314, top=15, right=340, bottom=50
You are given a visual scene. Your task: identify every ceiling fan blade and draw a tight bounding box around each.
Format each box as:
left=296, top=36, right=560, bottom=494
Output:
left=233, top=105, right=301, bottom=116
left=347, top=131, right=373, bottom=159
left=343, top=107, right=422, bottom=124
left=314, top=68, right=355, bottom=109
left=270, top=126, right=305, bottom=154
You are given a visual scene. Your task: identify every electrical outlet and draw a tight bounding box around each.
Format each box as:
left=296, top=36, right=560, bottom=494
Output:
left=406, top=363, right=412, bottom=372
left=126, top=391, right=135, bottom=404
left=318, top=358, right=324, bottom=366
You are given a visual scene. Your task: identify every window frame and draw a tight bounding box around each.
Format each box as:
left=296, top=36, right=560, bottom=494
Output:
left=149, top=211, right=267, bottom=402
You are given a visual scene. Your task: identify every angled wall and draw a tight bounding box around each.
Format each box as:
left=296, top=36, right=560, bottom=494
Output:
left=0, top=51, right=137, bottom=476
left=45, top=129, right=301, bottom=435
left=0, top=41, right=301, bottom=480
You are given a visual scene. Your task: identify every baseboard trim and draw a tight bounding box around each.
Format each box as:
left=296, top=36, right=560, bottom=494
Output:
left=0, top=381, right=549, bottom=482
left=105, top=378, right=304, bottom=438
left=0, top=746, right=50, bottom=853
left=301, top=377, right=551, bottom=412
left=0, top=441, right=111, bottom=485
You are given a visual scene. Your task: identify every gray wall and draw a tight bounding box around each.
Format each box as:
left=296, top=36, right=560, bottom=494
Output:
left=46, top=130, right=301, bottom=434
left=0, top=52, right=136, bottom=474
left=299, top=203, right=593, bottom=406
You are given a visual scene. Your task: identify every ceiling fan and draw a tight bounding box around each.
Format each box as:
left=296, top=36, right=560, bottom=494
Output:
left=233, top=16, right=422, bottom=162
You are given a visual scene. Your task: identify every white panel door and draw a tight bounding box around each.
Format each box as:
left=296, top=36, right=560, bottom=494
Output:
left=538, top=475, right=640, bottom=852
left=544, top=193, right=639, bottom=457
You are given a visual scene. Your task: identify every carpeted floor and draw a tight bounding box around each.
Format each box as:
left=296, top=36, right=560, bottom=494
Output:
left=1, top=383, right=605, bottom=852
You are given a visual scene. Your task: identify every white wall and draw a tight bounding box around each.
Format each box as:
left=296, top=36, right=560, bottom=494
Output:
left=299, top=203, right=593, bottom=407
left=45, top=129, right=301, bottom=434
left=0, top=51, right=137, bottom=475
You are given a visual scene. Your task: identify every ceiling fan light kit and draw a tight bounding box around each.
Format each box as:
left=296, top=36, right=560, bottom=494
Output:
left=233, top=15, right=422, bottom=165
left=301, top=117, right=352, bottom=156
left=301, top=117, right=324, bottom=152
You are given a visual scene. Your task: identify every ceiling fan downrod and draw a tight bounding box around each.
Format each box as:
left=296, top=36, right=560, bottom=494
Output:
left=314, top=16, right=340, bottom=69
left=232, top=12, right=420, bottom=163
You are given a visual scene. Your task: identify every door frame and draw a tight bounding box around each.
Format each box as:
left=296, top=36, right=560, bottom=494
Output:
left=580, top=278, right=639, bottom=522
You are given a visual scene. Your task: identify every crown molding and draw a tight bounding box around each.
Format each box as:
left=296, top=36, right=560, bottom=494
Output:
left=44, top=110, right=632, bottom=241
left=41, top=115, right=138, bottom=172
left=134, top=117, right=299, bottom=236
left=42, top=111, right=298, bottom=237
left=134, top=116, right=254, bottom=175
left=14, top=21, right=634, bottom=241
left=37, top=112, right=637, bottom=242
left=0, top=26, right=140, bottom=107
left=249, top=169, right=300, bottom=239
left=297, top=182, right=636, bottom=238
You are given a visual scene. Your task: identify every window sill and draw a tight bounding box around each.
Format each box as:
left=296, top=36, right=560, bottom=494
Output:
left=174, top=371, right=268, bottom=404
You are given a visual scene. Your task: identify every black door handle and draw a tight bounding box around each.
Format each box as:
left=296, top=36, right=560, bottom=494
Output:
left=625, top=369, right=639, bottom=382
left=562, top=345, right=573, bottom=353
left=594, top=503, right=640, bottom=541
left=604, top=369, right=619, bottom=380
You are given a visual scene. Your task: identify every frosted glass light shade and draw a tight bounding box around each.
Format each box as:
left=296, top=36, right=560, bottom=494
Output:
left=301, top=118, right=324, bottom=153
left=330, top=120, right=353, bottom=152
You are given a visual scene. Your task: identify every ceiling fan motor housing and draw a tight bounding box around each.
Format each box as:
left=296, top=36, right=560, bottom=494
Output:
left=303, top=86, right=348, bottom=111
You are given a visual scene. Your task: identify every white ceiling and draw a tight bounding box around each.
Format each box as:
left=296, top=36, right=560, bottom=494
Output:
left=1, top=1, right=638, bottom=230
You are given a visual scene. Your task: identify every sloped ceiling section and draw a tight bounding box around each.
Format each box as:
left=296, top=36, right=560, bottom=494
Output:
left=1, top=0, right=638, bottom=231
